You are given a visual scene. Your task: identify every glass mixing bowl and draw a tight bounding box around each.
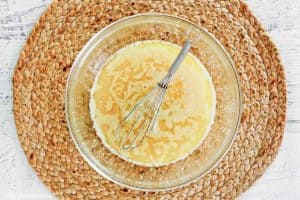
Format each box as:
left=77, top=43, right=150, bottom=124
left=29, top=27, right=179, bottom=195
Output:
left=66, top=14, right=241, bottom=191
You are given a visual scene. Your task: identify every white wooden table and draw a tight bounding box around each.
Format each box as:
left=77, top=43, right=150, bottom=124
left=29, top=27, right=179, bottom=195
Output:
left=0, top=0, right=299, bottom=199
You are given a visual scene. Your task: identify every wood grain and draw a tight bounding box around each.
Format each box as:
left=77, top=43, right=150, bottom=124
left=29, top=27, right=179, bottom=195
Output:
left=0, top=0, right=299, bottom=199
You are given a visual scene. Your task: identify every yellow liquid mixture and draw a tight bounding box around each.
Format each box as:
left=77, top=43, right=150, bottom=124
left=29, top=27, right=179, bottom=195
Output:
left=90, top=40, right=216, bottom=166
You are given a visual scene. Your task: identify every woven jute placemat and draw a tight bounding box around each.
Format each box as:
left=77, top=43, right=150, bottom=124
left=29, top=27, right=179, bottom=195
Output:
left=13, top=0, right=286, bottom=199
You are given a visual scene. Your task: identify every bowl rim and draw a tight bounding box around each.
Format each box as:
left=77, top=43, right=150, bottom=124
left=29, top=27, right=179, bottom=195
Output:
left=65, top=13, right=242, bottom=191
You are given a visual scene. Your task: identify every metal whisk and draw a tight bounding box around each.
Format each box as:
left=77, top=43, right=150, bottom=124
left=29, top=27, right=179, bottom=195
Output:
left=115, top=40, right=192, bottom=150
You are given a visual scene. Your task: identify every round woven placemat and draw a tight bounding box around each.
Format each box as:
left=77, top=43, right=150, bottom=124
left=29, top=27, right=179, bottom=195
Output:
left=13, top=0, right=286, bottom=199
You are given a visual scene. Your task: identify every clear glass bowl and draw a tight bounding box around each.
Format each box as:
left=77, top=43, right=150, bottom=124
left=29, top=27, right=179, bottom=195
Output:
left=66, top=14, right=241, bottom=191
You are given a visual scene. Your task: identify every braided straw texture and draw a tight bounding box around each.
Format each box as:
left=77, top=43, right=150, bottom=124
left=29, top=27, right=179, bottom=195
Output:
left=13, top=0, right=286, bottom=199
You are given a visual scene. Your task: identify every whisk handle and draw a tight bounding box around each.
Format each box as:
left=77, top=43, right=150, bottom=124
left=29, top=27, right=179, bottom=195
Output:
left=169, top=40, right=192, bottom=74
left=158, top=40, right=191, bottom=88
